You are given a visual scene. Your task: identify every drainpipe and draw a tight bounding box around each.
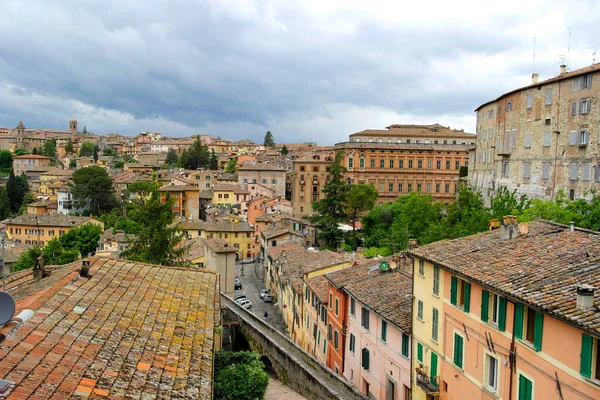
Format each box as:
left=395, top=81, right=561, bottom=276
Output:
left=508, top=301, right=517, bottom=400
left=551, top=82, right=561, bottom=201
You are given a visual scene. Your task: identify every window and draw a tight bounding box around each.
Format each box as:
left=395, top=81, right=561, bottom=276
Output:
left=418, top=259, right=424, bottom=276
left=417, top=300, right=424, bottom=321
left=524, top=133, right=531, bottom=148
left=418, top=160, right=423, bottom=169
left=485, top=354, right=499, bottom=391
left=379, top=183, right=384, bottom=192
left=389, top=159, right=394, bottom=169
left=545, top=118, right=551, bottom=125
left=518, top=374, right=533, bottom=400
left=545, top=90, right=552, bottom=105
left=399, top=159, right=404, bottom=169
left=596, top=164, right=600, bottom=182
left=271, top=179, right=276, bottom=184
left=570, top=130, right=578, bottom=145
left=401, top=333, right=409, bottom=357
left=388, top=183, right=394, bottom=192
left=407, top=183, right=413, bottom=192
left=512, top=129, right=518, bottom=148
left=335, top=298, right=339, bottom=316
left=398, top=183, right=403, bottom=193
left=328, top=324, right=332, bottom=340
left=445, top=184, right=450, bottom=193
left=506, top=101, right=512, bottom=112
left=430, top=352, right=438, bottom=387
left=502, top=162, right=509, bottom=178
left=432, top=308, right=439, bottom=342
left=543, top=131, right=551, bottom=147
left=570, top=163, right=578, bottom=181
left=580, top=334, right=600, bottom=380
left=523, top=162, right=531, bottom=179
left=329, top=292, right=333, bottom=309
left=542, top=163, right=550, bottom=180
left=323, top=338, right=327, bottom=354
left=489, top=128, right=493, bottom=140
left=426, top=183, right=431, bottom=193
left=433, top=265, right=440, bottom=295
left=334, top=330, right=339, bottom=349
left=408, top=160, right=413, bottom=169
left=514, top=304, right=544, bottom=350
left=359, top=157, right=365, bottom=169
left=381, top=320, right=387, bottom=342
left=581, top=99, right=591, bottom=114
left=583, top=163, right=591, bottom=181
left=362, top=348, right=370, bottom=370
left=427, top=159, right=432, bottom=169
left=317, top=330, right=321, bottom=344
left=581, top=73, right=592, bottom=89
left=579, top=130, right=590, bottom=146
left=450, top=276, right=471, bottom=312
left=380, top=159, right=385, bottom=168
left=350, top=297, right=356, bottom=316
left=349, top=333, right=356, bottom=353
left=446, top=160, right=451, bottom=170
left=262, top=178, right=267, bottom=184
left=370, top=159, right=375, bottom=168
left=481, top=290, right=507, bottom=331
left=361, top=307, right=370, bottom=329
left=526, top=94, right=533, bottom=108
left=348, top=157, right=354, bottom=168
left=417, top=183, right=422, bottom=192
left=436, top=160, right=441, bottom=169
left=572, top=101, right=579, bottom=116
left=417, top=342, right=423, bottom=363
left=435, top=183, right=440, bottom=193
left=453, top=333, right=464, bottom=368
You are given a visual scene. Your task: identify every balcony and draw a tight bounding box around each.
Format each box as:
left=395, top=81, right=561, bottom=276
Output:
left=415, top=366, right=439, bottom=396
left=496, top=147, right=511, bottom=157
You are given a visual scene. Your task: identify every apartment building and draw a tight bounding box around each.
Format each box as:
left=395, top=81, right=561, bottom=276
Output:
left=289, top=151, right=335, bottom=216
left=158, top=184, right=200, bottom=219
left=408, top=217, right=600, bottom=400
left=3, top=214, right=103, bottom=246
left=177, top=220, right=253, bottom=259
left=237, top=161, right=287, bottom=198
left=470, top=63, right=600, bottom=203
left=12, top=154, right=52, bottom=175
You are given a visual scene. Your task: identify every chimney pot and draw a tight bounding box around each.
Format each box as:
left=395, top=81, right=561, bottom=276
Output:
left=407, top=239, right=418, bottom=250
left=560, top=64, right=567, bottom=75
left=532, top=73, right=539, bottom=84
left=576, top=284, right=595, bottom=310
left=570, top=221, right=575, bottom=232
left=499, top=215, right=519, bottom=241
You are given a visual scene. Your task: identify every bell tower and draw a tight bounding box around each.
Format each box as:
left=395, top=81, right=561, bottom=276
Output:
left=69, top=117, right=78, bottom=134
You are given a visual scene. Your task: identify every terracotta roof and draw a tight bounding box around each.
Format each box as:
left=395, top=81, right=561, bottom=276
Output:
left=158, top=184, right=198, bottom=192
left=13, top=154, right=51, bottom=160
left=268, top=243, right=349, bottom=281
left=177, top=220, right=253, bottom=233
left=0, top=257, right=219, bottom=398
left=307, top=275, right=329, bottom=303
left=349, top=124, right=474, bottom=138
left=204, top=238, right=237, bottom=253
left=408, top=220, right=600, bottom=335
left=237, top=162, right=286, bottom=171
left=2, top=214, right=100, bottom=228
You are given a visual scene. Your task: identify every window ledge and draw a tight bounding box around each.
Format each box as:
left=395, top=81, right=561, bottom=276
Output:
left=417, top=317, right=425, bottom=323
left=432, top=293, right=440, bottom=299
left=482, top=386, right=500, bottom=398
left=517, top=339, right=540, bottom=352
left=584, top=378, right=600, bottom=388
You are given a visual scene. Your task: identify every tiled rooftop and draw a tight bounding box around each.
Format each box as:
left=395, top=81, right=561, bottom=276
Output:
left=177, top=220, right=253, bottom=233
left=204, top=238, right=237, bottom=253
left=0, top=257, right=219, bottom=399
left=409, top=221, right=600, bottom=335
left=2, top=214, right=101, bottom=228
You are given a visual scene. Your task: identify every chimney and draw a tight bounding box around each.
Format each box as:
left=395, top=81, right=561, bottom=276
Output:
left=576, top=284, right=595, bottom=311
left=499, top=215, right=519, bottom=241
left=560, top=64, right=567, bottom=75
left=532, top=73, right=539, bottom=84
left=488, top=219, right=500, bottom=231
left=569, top=221, right=575, bottom=232
left=407, top=239, right=418, bottom=250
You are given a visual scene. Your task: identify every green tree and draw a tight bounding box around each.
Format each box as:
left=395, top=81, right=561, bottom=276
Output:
left=71, top=166, right=118, bottom=215
left=0, top=187, right=11, bottom=220
left=125, top=181, right=160, bottom=205
left=441, top=185, right=491, bottom=239
left=79, top=142, right=95, bottom=157
left=345, top=184, right=378, bottom=249
left=42, top=138, right=57, bottom=158
left=59, top=223, right=103, bottom=257
left=14, top=148, right=28, bottom=156
left=179, top=136, right=211, bottom=170
left=120, top=192, right=188, bottom=265
left=17, top=192, right=35, bottom=215
left=82, top=125, right=88, bottom=134
left=490, top=186, right=530, bottom=220
left=209, top=149, right=218, bottom=170
left=13, top=247, right=41, bottom=272
left=114, top=160, right=125, bottom=169
left=263, top=131, right=275, bottom=147
left=214, top=351, right=269, bottom=400
left=165, top=148, right=178, bottom=165
left=43, top=238, right=79, bottom=266
left=69, top=159, right=77, bottom=169
left=65, top=138, right=75, bottom=154
left=7, top=171, right=30, bottom=214
left=102, top=147, right=116, bottom=156
left=308, top=151, right=350, bottom=249
left=93, top=145, right=99, bottom=162
left=225, top=158, right=237, bottom=174
left=281, top=145, right=289, bottom=155
left=0, top=150, right=13, bottom=170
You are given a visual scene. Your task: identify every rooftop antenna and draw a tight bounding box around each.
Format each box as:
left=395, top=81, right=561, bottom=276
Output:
left=0, top=292, right=16, bottom=325
left=566, top=27, right=572, bottom=67
left=532, top=37, right=537, bottom=74
left=591, top=47, right=597, bottom=65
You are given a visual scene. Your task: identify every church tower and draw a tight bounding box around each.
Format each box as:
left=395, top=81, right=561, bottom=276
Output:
left=16, top=120, right=25, bottom=138
left=69, top=117, right=78, bottom=134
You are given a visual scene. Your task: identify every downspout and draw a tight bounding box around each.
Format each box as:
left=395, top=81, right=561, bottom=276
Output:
left=551, top=82, right=561, bottom=200
left=508, top=301, right=517, bottom=400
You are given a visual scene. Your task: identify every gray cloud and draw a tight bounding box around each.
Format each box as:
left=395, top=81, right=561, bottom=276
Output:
left=1, top=0, right=599, bottom=144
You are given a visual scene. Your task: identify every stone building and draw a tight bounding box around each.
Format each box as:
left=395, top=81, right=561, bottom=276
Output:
left=237, top=161, right=287, bottom=197
left=470, top=63, right=600, bottom=203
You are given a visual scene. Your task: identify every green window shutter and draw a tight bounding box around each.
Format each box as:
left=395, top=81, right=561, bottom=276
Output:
left=323, top=338, right=327, bottom=354
left=498, top=296, right=507, bottom=332
left=514, top=303, right=524, bottom=340
left=317, top=330, right=321, bottom=344
left=454, top=334, right=463, bottom=368
left=518, top=375, right=533, bottom=400
left=481, top=290, right=489, bottom=322
left=362, top=348, right=370, bottom=370
left=533, top=312, right=544, bottom=351
left=450, top=276, right=458, bottom=305
left=580, top=334, right=593, bottom=378
left=464, top=282, right=471, bottom=313
left=430, top=352, right=438, bottom=387
left=402, top=334, right=409, bottom=357
left=382, top=321, right=387, bottom=342
left=417, top=342, right=423, bottom=362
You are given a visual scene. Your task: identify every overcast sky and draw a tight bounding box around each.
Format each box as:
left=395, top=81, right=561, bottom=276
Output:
left=1, top=1, right=599, bottom=144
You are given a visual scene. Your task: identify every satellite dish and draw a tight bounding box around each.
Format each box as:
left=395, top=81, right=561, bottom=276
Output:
left=380, top=261, right=390, bottom=272
left=0, top=292, right=16, bottom=325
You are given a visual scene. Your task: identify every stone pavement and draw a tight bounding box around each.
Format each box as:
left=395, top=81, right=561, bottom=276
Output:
left=265, top=377, right=308, bottom=400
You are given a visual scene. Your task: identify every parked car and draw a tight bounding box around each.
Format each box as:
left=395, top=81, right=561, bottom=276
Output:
left=241, top=257, right=254, bottom=264
left=237, top=299, right=253, bottom=309
left=260, top=289, right=269, bottom=299
left=234, top=278, right=242, bottom=290
left=234, top=293, right=247, bottom=301
left=263, top=294, right=273, bottom=303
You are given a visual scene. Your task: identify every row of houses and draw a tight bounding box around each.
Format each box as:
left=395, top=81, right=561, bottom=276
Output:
left=265, top=218, right=600, bottom=400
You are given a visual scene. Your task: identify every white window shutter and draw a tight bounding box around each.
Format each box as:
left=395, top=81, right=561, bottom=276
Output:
left=570, top=131, right=577, bottom=145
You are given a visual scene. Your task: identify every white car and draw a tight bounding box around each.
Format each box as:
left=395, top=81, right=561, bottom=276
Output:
left=260, top=289, right=269, bottom=299
left=237, top=299, right=253, bottom=309
left=241, top=257, right=254, bottom=264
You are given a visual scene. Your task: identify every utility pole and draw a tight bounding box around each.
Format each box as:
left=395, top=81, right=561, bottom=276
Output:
left=1, top=237, right=6, bottom=292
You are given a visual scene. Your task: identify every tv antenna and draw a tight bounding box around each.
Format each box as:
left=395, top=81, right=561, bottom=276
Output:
left=591, top=47, right=597, bottom=65
left=532, top=37, right=537, bottom=74
left=566, top=27, right=572, bottom=67
left=0, top=291, right=16, bottom=325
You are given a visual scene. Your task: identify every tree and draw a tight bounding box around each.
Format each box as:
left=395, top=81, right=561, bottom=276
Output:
left=42, top=138, right=57, bottom=158
left=179, top=136, right=211, bottom=170
left=71, top=166, right=118, bottom=215
left=82, top=125, right=88, bottom=134
left=209, top=149, right=218, bottom=170
left=490, top=186, right=530, bottom=220
left=225, top=158, right=237, bottom=174
left=59, top=223, right=103, bottom=257
left=79, top=142, right=95, bottom=157
left=214, top=351, right=269, bottom=400
left=65, top=138, right=75, bottom=154
left=281, top=145, right=289, bottom=155
left=0, top=187, right=10, bottom=220
left=114, top=160, right=125, bottom=170
left=102, top=147, right=116, bottom=157
left=120, top=192, right=188, bottom=265
left=42, top=238, right=79, bottom=266
left=7, top=171, right=29, bottom=214
left=308, top=151, right=351, bottom=249
left=345, top=184, right=378, bottom=249
left=441, top=185, right=491, bottom=239
left=13, top=247, right=41, bottom=272
left=93, top=145, right=99, bottom=162
left=17, top=192, right=35, bottom=215
left=14, top=148, right=28, bottom=156
left=125, top=181, right=160, bottom=205
left=69, top=159, right=77, bottom=169
left=0, top=150, right=13, bottom=170
left=263, top=131, right=275, bottom=147
left=165, top=148, right=178, bottom=165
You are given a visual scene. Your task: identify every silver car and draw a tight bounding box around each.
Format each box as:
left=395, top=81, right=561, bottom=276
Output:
left=237, top=299, right=253, bottom=309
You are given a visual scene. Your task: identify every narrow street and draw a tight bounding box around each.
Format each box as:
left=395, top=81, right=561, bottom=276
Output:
left=235, top=259, right=287, bottom=335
